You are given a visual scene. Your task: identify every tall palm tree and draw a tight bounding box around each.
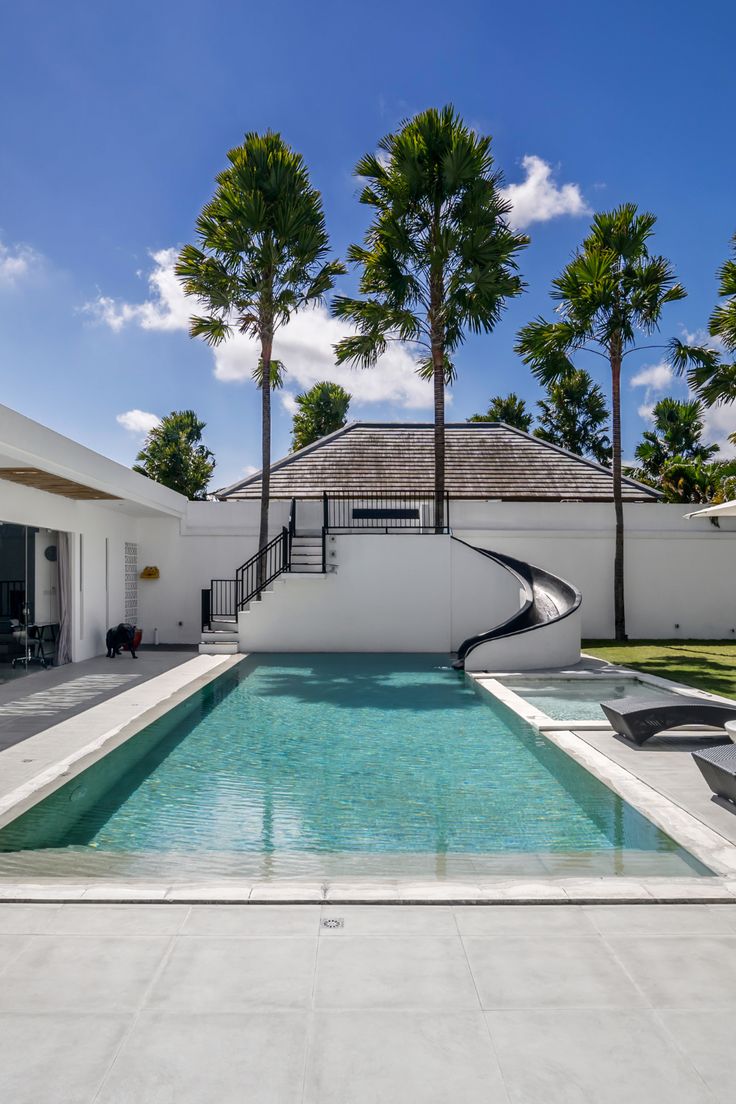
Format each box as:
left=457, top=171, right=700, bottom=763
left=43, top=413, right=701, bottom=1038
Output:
left=333, top=105, right=527, bottom=530
left=516, top=204, right=693, bottom=640
left=176, top=132, right=344, bottom=568
left=675, top=233, right=736, bottom=439
left=468, top=392, right=533, bottom=431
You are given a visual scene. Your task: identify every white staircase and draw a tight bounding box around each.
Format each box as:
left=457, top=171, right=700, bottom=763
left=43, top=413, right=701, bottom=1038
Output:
left=198, top=521, right=327, bottom=653
left=198, top=619, right=239, bottom=655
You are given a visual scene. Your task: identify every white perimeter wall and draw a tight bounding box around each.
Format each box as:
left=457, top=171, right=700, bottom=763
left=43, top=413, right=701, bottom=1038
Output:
left=139, top=499, right=736, bottom=646
left=238, top=534, right=523, bottom=652
left=5, top=485, right=733, bottom=661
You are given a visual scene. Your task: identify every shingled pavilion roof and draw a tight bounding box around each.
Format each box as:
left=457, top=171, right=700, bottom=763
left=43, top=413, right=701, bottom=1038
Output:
left=215, top=422, right=660, bottom=502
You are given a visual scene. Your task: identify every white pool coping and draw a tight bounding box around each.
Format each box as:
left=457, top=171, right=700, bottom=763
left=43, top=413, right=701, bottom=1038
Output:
left=0, top=653, right=245, bottom=831
left=469, top=669, right=736, bottom=881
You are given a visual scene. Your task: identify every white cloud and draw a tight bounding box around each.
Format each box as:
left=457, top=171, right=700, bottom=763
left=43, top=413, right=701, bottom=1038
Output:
left=681, top=326, right=726, bottom=355
left=212, top=302, right=434, bottom=409
left=0, top=237, right=44, bottom=286
left=85, top=248, right=190, bottom=332
left=280, top=392, right=299, bottom=415
left=92, top=251, right=435, bottom=410
left=116, top=409, right=161, bottom=435
left=701, top=403, right=736, bottom=458
left=637, top=403, right=655, bottom=422
left=630, top=362, right=673, bottom=391
left=242, top=464, right=259, bottom=476
left=500, top=155, right=591, bottom=230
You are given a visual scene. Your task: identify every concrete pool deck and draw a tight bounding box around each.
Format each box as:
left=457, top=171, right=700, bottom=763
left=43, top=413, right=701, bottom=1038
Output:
left=0, top=901, right=734, bottom=1103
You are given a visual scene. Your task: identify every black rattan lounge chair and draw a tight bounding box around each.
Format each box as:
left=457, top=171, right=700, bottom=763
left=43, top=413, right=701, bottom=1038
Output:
left=692, top=745, right=736, bottom=805
left=600, top=695, right=736, bottom=746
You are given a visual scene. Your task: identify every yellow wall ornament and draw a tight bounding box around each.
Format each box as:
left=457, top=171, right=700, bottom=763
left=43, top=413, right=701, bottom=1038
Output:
left=139, top=566, right=160, bottom=580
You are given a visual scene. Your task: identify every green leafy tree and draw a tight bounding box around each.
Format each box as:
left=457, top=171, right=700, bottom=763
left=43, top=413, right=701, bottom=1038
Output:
left=333, top=105, right=527, bottom=530
left=468, top=392, right=533, bottom=431
left=674, top=233, right=736, bottom=446
left=291, top=381, right=351, bottom=450
left=516, top=204, right=702, bottom=640
left=534, top=369, right=611, bottom=464
left=632, top=397, right=718, bottom=484
left=658, top=457, right=736, bottom=505
left=133, top=410, right=215, bottom=499
left=176, top=132, right=344, bottom=567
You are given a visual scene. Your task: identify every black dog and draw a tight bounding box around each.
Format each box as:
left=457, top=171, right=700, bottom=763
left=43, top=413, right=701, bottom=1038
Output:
left=106, top=623, right=138, bottom=658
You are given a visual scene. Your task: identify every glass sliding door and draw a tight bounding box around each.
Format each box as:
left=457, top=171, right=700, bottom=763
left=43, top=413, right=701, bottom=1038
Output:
left=0, top=521, right=30, bottom=680
left=0, top=522, right=62, bottom=681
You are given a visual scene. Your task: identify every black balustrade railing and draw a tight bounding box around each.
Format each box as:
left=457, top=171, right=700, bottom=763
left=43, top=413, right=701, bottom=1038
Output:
left=323, top=491, right=450, bottom=532
left=235, top=527, right=290, bottom=612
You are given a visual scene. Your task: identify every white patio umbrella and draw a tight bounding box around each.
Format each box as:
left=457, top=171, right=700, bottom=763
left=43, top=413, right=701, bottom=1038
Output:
left=685, top=498, right=736, bottom=519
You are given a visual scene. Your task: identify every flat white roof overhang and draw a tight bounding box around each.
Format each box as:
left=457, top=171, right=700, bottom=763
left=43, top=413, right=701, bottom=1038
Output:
left=0, top=404, right=187, bottom=519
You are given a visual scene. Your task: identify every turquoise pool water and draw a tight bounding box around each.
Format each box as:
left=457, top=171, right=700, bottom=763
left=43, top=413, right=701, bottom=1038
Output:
left=508, top=678, right=678, bottom=722
left=0, top=655, right=709, bottom=879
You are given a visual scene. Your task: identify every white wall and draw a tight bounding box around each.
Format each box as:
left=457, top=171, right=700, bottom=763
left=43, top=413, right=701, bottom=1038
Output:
left=132, top=498, right=736, bottom=648
left=0, top=481, right=133, bottom=661
left=237, top=533, right=523, bottom=652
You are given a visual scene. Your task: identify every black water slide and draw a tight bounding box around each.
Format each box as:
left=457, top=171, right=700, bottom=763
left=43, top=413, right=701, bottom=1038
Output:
left=451, top=537, right=582, bottom=670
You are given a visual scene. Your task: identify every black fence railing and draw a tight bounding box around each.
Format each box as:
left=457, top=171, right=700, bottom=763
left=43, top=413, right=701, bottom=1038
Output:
left=323, top=491, right=450, bottom=532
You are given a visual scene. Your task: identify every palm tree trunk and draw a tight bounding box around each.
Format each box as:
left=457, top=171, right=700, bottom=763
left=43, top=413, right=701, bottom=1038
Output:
left=610, top=346, right=626, bottom=640
left=433, top=351, right=445, bottom=532
left=257, top=339, right=273, bottom=591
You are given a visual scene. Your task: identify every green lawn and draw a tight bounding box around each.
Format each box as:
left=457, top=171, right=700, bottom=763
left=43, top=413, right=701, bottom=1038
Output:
left=583, top=640, right=736, bottom=698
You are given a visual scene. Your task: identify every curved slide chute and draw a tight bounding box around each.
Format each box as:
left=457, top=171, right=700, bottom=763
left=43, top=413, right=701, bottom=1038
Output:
left=452, top=537, right=582, bottom=672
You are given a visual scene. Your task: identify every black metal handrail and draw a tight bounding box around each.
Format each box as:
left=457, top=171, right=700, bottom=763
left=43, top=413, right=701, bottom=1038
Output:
left=235, top=527, right=290, bottom=611
left=323, top=491, right=450, bottom=532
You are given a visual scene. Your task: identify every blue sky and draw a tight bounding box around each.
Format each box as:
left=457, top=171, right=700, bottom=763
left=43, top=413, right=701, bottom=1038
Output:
left=1, top=0, right=734, bottom=488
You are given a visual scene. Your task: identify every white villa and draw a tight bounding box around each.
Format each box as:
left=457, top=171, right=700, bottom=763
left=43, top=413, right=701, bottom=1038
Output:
left=1, top=402, right=735, bottom=676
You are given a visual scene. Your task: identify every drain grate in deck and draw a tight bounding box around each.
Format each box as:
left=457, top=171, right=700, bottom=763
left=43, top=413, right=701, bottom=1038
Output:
left=320, top=917, right=345, bottom=929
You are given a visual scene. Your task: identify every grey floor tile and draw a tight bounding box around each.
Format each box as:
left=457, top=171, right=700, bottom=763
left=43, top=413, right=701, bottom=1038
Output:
left=48, top=904, right=189, bottom=936
left=320, top=905, right=457, bottom=936
left=314, top=936, right=479, bottom=1010
left=486, top=1008, right=715, bottom=1103
left=304, top=1011, right=509, bottom=1104
left=454, top=905, right=596, bottom=937
left=96, top=1011, right=308, bottom=1104
left=463, top=936, right=645, bottom=1009
left=0, top=905, right=60, bottom=933
left=584, top=904, right=735, bottom=936
left=183, top=904, right=320, bottom=937
left=147, top=936, right=317, bottom=1011
left=0, top=1012, right=129, bottom=1104
left=0, top=935, right=170, bottom=1013
left=0, top=933, right=33, bottom=970
left=607, top=935, right=736, bottom=1008
left=658, top=1011, right=735, bottom=1102
left=709, top=904, right=736, bottom=932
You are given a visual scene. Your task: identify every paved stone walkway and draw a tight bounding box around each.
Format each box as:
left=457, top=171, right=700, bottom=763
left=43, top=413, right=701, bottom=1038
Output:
left=0, top=650, right=196, bottom=750
left=0, top=902, right=734, bottom=1102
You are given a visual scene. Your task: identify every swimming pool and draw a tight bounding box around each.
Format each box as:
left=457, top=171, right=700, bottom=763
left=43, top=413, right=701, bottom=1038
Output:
left=0, top=655, right=709, bottom=879
left=506, top=677, right=679, bottom=722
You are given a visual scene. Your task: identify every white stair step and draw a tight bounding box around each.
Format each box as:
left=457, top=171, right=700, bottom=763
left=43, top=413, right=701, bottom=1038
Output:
left=198, top=641, right=239, bottom=655
left=201, top=630, right=239, bottom=643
